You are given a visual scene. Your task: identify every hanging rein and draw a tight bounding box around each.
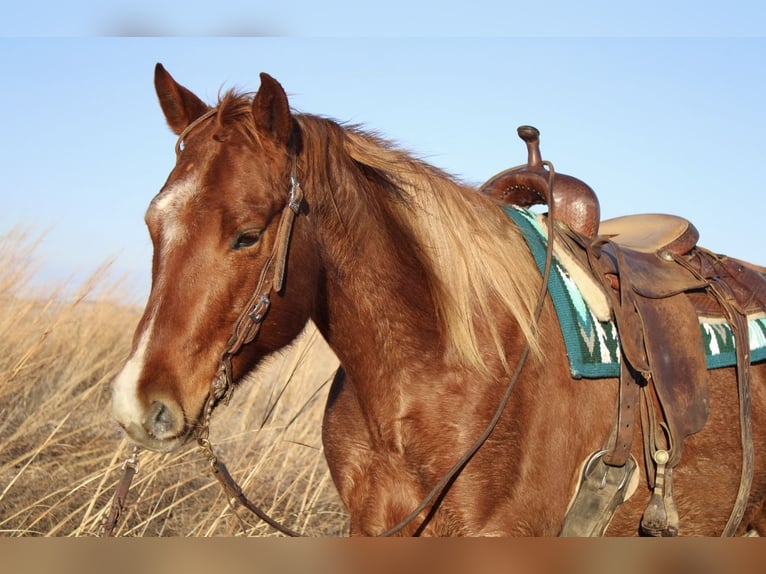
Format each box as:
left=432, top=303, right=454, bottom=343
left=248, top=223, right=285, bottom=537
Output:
left=101, top=113, right=557, bottom=537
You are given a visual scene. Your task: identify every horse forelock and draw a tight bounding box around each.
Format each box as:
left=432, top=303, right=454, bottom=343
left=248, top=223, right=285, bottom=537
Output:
left=295, top=115, right=543, bottom=372
left=216, top=90, right=257, bottom=132
left=194, top=89, right=264, bottom=149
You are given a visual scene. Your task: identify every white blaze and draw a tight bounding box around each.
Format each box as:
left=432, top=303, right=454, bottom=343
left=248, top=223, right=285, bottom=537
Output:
left=113, top=175, right=198, bottom=432
left=112, top=313, right=156, bottom=428
left=150, top=176, right=198, bottom=250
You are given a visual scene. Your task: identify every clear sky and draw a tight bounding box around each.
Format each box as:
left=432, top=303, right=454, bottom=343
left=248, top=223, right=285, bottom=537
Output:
left=1, top=3, right=765, bottom=300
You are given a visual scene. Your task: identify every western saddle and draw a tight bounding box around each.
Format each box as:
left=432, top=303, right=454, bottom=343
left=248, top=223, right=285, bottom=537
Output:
left=481, top=126, right=766, bottom=536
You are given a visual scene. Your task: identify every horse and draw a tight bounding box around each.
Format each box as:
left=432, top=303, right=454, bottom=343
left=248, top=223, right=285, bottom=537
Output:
left=111, top=63, right=766, bottom=536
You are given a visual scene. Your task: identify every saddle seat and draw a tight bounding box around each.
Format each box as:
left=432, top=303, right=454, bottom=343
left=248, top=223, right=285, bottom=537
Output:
left=598, top=214, right=699, bottom=257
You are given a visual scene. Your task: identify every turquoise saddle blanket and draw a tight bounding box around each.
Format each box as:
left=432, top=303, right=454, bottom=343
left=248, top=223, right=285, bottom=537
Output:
left=503, top=206, right=766, bottom=379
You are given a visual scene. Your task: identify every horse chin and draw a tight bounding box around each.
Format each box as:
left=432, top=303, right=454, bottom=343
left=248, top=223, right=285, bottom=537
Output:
left=118, top=421, right=193, bottom=454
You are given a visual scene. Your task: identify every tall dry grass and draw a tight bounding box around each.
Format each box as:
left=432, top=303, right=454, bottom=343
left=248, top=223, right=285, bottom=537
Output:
left=0, top=228, right=348, bottom=536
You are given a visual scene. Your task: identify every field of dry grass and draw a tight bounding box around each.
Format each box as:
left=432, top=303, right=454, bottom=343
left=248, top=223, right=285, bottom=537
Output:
left=0, top=228, right=348, bottom=537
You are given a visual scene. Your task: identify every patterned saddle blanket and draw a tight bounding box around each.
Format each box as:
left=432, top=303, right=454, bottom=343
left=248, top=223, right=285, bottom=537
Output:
left=504, top=206, right=766, bottom=379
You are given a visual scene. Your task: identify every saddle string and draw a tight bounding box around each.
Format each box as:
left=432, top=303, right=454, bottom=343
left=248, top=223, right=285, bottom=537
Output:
left=675, top=253, right=754, bottom=537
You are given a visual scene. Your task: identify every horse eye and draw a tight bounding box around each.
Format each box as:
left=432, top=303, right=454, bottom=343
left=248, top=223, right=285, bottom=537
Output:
left=232, top=230, right=261, bottom=250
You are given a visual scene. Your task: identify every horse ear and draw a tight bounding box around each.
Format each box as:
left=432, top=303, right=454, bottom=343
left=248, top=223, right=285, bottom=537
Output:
left=154, top=63, right=209, bottom=135
left=252, top=72, right=293, bottom=147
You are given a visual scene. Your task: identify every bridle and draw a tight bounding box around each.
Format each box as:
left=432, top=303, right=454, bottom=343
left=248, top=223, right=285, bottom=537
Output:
left=102, top=108, right=305, bottom=537
left=195, top=161, right=305, bottom=538
left=102, top=110, right=556, bottom=537
left=199, top=165, right=304, bottom=412
left=179, top=107, right=306, bottom=410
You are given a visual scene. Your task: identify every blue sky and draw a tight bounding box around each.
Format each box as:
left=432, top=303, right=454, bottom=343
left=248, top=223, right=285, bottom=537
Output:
left=2, top=4, right=765, bottom=299
left=3, top=1, right=765, bottom=37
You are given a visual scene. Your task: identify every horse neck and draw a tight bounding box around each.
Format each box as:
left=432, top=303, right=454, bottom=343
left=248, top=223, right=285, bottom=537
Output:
left=295, top=116, right=541, bottom=393
left=296, top=128, right=445, bottom=382
left=308, top=186, right=441, bottom=383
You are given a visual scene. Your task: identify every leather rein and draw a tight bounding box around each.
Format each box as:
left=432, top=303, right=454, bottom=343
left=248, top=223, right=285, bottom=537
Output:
left=191, top=154, right=556, bottom=537
left=102, top=110, right=556, bottom=536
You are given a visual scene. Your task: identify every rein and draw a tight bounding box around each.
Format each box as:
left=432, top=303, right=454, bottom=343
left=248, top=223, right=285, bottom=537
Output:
left=101, top=111, right=556, bottom=536
left=189, top=160, right=557, bottom=537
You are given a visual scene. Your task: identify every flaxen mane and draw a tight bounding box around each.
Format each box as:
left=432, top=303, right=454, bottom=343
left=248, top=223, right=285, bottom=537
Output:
left=215, top=91, right=542, bottom=373
left=297, top=114, right=543, bottom=373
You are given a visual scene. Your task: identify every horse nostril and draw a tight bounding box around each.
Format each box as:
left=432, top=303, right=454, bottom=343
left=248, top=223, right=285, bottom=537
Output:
left=145, top=400, right=183, bottom=439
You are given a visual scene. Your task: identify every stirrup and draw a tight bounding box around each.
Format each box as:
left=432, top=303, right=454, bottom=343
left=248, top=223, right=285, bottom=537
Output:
left=560, top=450, right=638, bottom=536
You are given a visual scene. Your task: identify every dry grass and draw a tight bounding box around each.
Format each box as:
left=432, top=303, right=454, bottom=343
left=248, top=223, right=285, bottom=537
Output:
left=0, top=228, right=348, bottom=537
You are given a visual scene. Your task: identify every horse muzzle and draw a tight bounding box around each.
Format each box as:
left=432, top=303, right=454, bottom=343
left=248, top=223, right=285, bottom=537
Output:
left=112, top=390, right=192, bottom=453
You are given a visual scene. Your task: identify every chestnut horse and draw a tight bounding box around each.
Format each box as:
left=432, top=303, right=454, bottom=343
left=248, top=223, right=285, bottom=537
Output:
left=111, top=64, right=766, bottom=536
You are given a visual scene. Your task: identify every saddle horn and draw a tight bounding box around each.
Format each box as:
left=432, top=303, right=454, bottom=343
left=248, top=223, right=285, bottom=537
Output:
left=481, top=126, right=601, bottom=240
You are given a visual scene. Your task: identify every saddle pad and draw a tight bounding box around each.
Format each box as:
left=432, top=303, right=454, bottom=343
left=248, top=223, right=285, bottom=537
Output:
left=503, top=205, right=766, bottom=379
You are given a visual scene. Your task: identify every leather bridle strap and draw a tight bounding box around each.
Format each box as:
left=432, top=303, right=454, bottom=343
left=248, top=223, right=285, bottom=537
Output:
left=99, top=446, right=140, bottom=537
left=205, top=168, right=304, bottom=405
left=194, top=162, right=304, bottom=538
left=175, top=108, right=217, bottom=157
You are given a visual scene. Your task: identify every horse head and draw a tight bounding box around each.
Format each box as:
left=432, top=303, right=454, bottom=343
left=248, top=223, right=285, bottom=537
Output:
left=111, top=65, right=319, bottom=452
